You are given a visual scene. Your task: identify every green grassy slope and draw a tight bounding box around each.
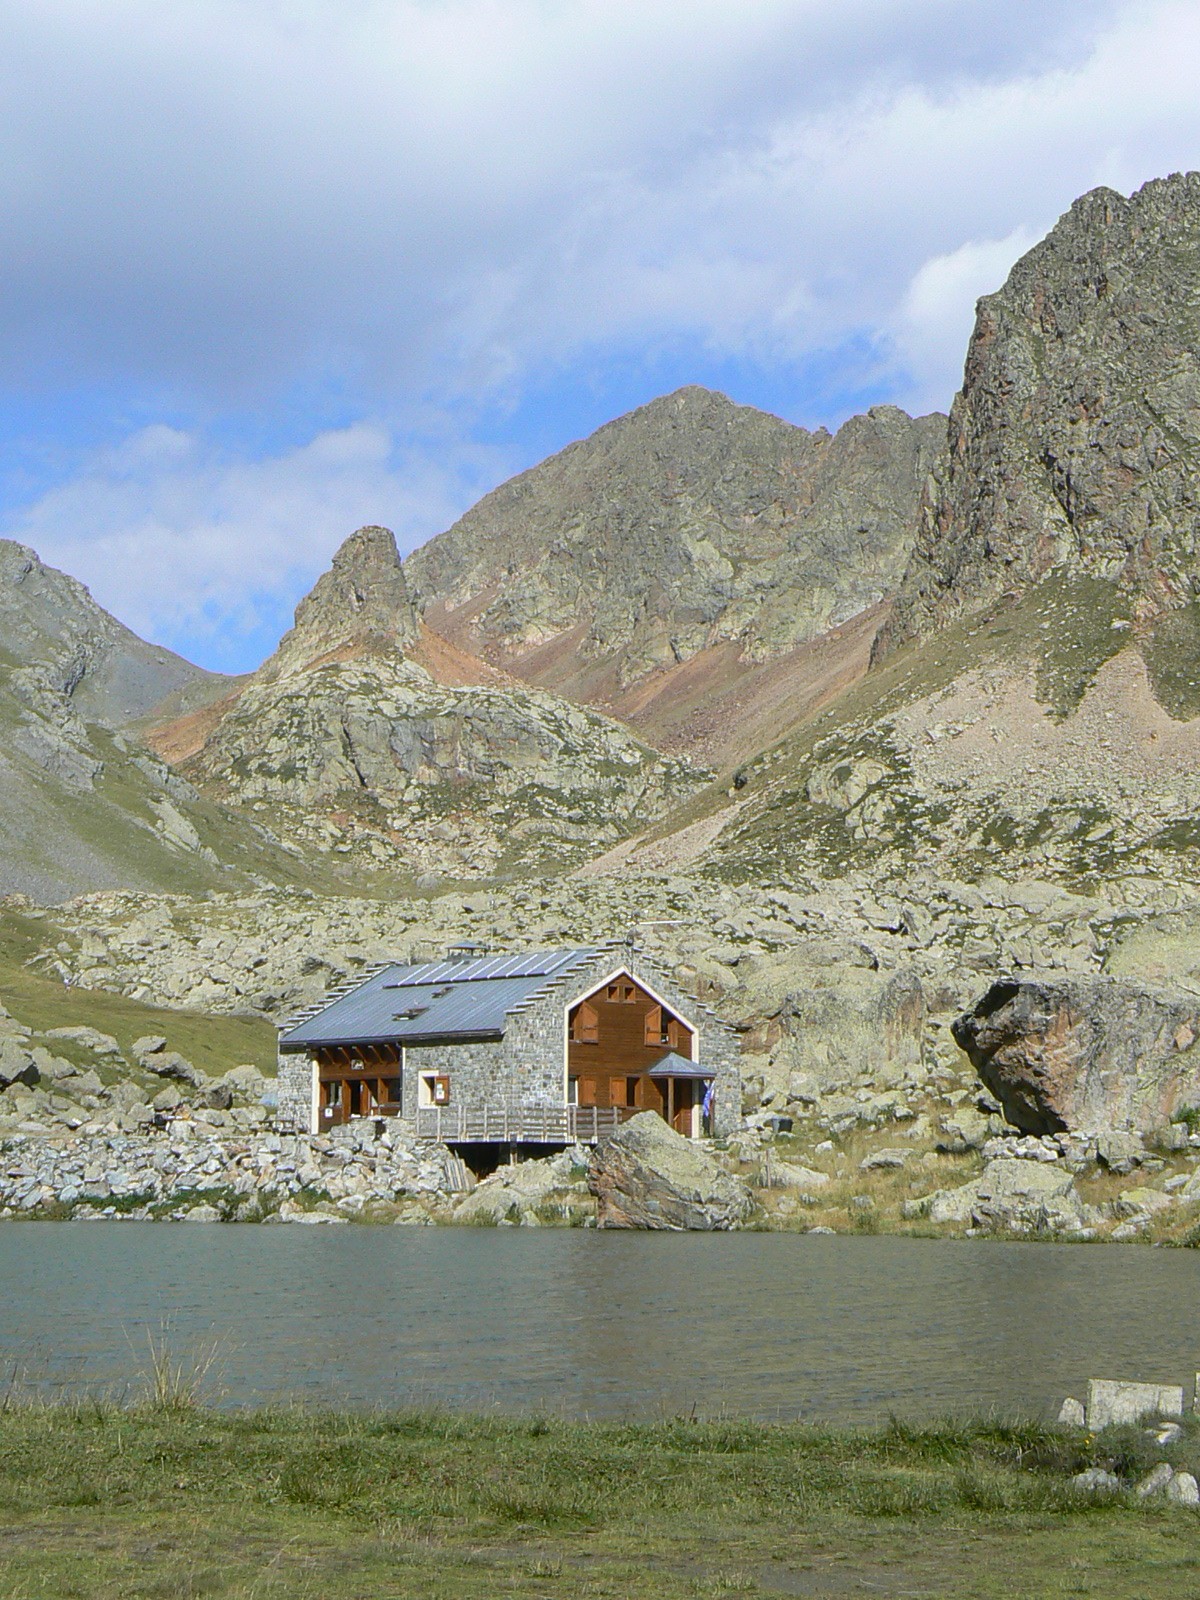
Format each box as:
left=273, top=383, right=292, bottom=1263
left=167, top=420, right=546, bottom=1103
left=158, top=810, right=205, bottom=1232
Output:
left=0, top=906, right=276, bottom=1076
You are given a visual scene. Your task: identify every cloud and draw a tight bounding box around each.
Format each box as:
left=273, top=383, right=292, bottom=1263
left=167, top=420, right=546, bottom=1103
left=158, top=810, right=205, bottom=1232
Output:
left=3, top=1, right=1200, bottom=661
left=7, top=421, right=503, bottom=672
left=0, top=0, right=1145, bottom=402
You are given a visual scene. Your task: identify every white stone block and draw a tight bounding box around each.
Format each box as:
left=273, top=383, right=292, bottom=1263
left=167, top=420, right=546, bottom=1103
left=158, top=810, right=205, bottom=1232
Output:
left=1087, top=1379, right=1184, bottom=1430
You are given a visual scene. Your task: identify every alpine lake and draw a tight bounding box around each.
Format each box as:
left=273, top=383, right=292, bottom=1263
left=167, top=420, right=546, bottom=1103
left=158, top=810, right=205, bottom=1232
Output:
left=4, top=1225, right=1200, bottom=1598
left=3, top=1223, right=1197, bottom=1420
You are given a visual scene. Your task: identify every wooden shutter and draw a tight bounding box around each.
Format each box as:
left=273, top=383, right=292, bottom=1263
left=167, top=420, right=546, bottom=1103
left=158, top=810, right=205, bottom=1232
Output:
left=644, top=1004, right=663, bottom=1046
left=576, top=1001, right=599, bottom=1043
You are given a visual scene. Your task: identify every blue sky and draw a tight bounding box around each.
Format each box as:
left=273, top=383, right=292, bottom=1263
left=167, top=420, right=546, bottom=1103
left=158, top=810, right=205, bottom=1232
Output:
left=2, top=0, right=1200, bottom=673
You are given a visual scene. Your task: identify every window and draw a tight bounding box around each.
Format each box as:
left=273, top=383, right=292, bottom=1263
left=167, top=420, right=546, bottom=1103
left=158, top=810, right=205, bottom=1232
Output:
left=380, top=1077, right=402, bottom=1107
left=567, top=1076, right=579, bottom=1105
left=420, top=1073, right=451, bottom=1107
left=626, top=1076, right=640, bottom=1109
left=644, top=1005, right=668, bottom=1046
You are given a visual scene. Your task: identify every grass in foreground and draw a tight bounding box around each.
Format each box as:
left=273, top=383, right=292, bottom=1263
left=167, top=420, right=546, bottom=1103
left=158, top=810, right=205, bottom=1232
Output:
left=0, top=1404, right=1198, bottom=1598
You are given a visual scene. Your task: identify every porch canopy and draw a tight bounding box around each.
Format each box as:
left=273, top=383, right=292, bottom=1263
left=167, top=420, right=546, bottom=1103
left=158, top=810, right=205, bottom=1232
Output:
left=647, top=1051, right=712, bottom=1080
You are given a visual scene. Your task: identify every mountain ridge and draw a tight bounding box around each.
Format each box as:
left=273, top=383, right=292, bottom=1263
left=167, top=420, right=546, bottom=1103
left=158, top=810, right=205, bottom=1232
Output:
left=879, top=172, right=1200, bottom=657
left=408, top=387, right=946, bottom=719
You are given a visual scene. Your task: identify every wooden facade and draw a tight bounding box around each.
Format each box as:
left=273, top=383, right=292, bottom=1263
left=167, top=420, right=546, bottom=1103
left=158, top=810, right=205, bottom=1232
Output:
left=567, top=976, right=700, bottom=1137
left=315, top=1043, right=403, bottom=1131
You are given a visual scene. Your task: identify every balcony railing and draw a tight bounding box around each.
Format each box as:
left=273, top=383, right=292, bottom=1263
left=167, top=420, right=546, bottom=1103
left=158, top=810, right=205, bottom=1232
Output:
left=414, top=1104, right=638, bottom=1145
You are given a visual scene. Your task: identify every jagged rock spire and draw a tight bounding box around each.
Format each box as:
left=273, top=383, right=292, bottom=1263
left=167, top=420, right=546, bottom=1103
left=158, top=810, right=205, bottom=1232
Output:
left=263, top=525, right=420, bottom=679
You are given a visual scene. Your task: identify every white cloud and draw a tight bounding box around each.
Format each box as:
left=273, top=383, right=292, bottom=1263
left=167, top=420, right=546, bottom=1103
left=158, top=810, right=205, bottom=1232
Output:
left=7, top=422, right=503, bottom=670
left=0, top=0, right=1149, bottom=399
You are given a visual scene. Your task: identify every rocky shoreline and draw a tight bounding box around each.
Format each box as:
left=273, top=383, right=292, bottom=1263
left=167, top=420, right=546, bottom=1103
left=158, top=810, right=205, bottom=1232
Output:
left=5, top=1105, right=1200, bottom=1239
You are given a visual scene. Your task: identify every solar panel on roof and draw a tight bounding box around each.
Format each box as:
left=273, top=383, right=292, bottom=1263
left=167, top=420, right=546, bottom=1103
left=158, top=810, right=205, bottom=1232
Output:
left=382, top=948, right=580, bottom=989
left=280, top=946, right=603, bottom=1051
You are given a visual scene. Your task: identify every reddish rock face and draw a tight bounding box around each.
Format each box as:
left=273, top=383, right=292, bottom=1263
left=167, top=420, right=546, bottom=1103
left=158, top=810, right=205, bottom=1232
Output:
left=881, top=173, right=1200, bottom=656
left=953, top=975, right=1200, bottom=1137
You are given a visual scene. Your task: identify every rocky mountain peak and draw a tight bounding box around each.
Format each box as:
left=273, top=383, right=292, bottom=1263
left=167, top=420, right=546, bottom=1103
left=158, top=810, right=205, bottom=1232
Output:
left=407, top=386, right=944, bottom=702
left=262, top=524, right=419, bottom=680
left=880, top=171, right=1200, bottom=654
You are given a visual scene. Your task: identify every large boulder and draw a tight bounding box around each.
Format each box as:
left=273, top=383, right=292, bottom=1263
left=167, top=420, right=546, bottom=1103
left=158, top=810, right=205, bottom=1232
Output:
left=927, top=1157, right=1095, bottom=1235
left=589, top=1113, right=753, bottom=1230
left=453, top=1150, right=591, bottom=1226
left=952, top=975, right=1200, bottom=1137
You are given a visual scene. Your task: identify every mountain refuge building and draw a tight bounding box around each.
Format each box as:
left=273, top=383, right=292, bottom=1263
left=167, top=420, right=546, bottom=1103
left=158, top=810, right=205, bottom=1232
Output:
left=276, top=942, right=740, bottom=1150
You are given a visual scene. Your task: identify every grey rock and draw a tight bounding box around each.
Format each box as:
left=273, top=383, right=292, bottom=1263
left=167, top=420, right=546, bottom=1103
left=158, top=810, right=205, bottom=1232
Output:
left=0, top=1040, right=38, bottom=1091
left=1167, top=1471, right=1200, bottom=1507
left=1072, top=1468, right=1120, bottom=1495
left=935, top=1107, right=993, bottom=1153
left=1087, top=1379, right=1183, bottom=1430
left=453, top=1150, right=591, bottom=1227
left=142, top=1052, right=204, bottom=1088
left=1096, top=1131, right=1148, bottom=1174
left=1057, top=1397, right=1086, bottom=1427
left=43, top=1026, right=123, bottom=1058
left=589, top=1112, right=753, bottom=1230
left=1137, top=1463, right=1176, bottom=1500
left=859, top=1148, right=909, bottom=1170
left=759, top=1158, right=830, bottom=1190
left=927, top=1157, right=1094, bottom=1234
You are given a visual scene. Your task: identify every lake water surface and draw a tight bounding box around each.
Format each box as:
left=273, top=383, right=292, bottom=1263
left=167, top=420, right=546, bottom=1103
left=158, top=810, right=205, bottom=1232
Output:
left=3, top=1224, right=1198, bottom=1423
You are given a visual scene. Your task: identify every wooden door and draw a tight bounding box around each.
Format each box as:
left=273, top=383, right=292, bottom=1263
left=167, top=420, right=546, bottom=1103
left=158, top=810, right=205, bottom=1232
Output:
left=576, top=1073, right=602, bottom=1108
left=671, top=1078, right=695, bottom=1137
left=637, top=1075, right=666, bottom=1116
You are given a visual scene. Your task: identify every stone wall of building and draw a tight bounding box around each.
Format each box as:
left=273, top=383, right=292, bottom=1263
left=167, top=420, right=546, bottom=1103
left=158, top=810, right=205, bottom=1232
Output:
left=276, top=1049, right=315, bottom=1134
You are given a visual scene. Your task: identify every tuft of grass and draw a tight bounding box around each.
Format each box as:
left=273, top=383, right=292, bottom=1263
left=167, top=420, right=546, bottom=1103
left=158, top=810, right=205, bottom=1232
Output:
left=133, top=1320, right=228, bottom=1412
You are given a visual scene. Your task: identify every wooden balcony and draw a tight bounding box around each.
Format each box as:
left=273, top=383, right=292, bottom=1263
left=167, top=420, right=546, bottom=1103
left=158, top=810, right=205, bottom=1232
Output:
left=414, top=1104, right=639, bottom=1145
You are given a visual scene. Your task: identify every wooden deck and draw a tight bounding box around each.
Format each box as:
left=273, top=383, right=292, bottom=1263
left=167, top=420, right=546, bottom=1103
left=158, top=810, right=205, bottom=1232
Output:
left=414, top=1104, right=639, bottom=1145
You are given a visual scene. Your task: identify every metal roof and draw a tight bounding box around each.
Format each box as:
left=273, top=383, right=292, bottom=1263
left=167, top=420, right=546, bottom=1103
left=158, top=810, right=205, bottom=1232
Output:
left=279, top=946, right=602, bottom=1051
left=647, top=1051, right=713, bottom=1079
